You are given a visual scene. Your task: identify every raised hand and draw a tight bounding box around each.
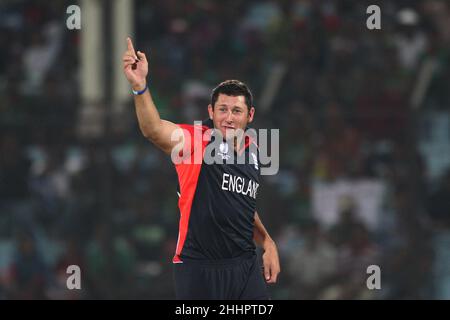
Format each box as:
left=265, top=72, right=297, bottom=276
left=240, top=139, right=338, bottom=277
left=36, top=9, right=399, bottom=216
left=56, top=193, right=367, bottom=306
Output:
left=123, top=37, right=148, bottom=91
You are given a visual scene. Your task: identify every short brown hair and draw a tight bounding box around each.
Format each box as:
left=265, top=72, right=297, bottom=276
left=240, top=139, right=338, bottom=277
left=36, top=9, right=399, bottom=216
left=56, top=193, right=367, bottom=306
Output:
left=211, top=80, right=253, bottom=109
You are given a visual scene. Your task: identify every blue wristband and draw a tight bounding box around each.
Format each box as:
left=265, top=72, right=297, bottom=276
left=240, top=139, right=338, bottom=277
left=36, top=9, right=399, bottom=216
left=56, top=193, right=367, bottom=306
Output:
left=132, top=85, right=148, bottom=95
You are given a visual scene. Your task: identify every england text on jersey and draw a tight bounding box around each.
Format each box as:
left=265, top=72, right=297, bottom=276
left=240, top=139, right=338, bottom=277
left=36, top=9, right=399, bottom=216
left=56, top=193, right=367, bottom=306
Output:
left=221, top=173, right=259, bottom=199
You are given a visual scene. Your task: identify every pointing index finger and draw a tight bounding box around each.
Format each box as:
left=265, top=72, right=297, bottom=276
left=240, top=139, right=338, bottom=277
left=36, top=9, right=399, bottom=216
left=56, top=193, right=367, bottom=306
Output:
left=127, top=37, right=137, bottom=58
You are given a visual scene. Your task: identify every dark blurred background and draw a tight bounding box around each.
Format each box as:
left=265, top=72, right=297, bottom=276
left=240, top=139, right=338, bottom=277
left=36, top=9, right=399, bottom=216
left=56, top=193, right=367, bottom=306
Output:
left=0, top=0, right=449, bottom=299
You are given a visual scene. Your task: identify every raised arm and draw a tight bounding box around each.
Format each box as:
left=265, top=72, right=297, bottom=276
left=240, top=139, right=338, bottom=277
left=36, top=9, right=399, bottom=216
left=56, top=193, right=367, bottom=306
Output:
left=254, top=211, right=280, bottom=284
left=122, top=37, right=182, bottom=155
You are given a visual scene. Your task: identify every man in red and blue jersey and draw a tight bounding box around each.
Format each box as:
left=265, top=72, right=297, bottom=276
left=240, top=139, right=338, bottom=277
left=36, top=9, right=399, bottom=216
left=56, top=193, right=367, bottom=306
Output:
left=123, top=37, right=280, bottom=300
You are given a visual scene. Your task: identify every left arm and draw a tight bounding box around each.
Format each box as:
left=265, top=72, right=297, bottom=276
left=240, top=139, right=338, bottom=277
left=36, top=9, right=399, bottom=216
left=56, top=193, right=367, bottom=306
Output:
left=254, top=211, right=281, bottom=284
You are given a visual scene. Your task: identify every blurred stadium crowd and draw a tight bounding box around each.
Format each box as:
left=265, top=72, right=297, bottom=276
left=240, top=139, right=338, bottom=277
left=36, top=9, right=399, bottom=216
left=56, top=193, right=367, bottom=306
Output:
left=1, top=0, right=450, bottom=299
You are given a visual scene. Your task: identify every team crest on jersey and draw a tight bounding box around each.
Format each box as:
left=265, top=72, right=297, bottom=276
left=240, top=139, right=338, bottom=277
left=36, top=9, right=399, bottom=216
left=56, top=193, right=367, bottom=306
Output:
left=218, top=142, right=230, bottom=160
left=251, top=152, right=259, bottom=170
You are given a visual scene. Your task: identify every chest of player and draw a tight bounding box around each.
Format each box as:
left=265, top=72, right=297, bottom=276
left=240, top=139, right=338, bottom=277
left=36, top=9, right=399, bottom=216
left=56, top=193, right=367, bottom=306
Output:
left=200, top=145, right=260, bottom=201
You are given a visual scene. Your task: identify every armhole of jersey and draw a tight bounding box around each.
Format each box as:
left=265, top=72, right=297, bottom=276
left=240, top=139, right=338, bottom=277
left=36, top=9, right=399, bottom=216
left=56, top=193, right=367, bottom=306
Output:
left=177, top=124, right=195, bottom=159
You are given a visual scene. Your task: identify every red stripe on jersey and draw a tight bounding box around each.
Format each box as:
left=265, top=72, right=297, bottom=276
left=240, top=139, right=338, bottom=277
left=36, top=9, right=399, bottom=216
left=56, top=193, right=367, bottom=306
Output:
left=172, top=124, right=211, bottom=263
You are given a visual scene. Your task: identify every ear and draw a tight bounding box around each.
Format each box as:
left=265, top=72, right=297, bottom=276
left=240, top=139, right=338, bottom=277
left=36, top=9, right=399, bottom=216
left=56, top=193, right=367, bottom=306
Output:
left=247, top=106, right=255, bottom=123
left=208, top=104, right=214, bottom=120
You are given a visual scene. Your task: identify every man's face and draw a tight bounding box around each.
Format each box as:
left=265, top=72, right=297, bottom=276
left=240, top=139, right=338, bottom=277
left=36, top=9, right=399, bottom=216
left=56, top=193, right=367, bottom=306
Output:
left=208, top=93, right=255, bottom=140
